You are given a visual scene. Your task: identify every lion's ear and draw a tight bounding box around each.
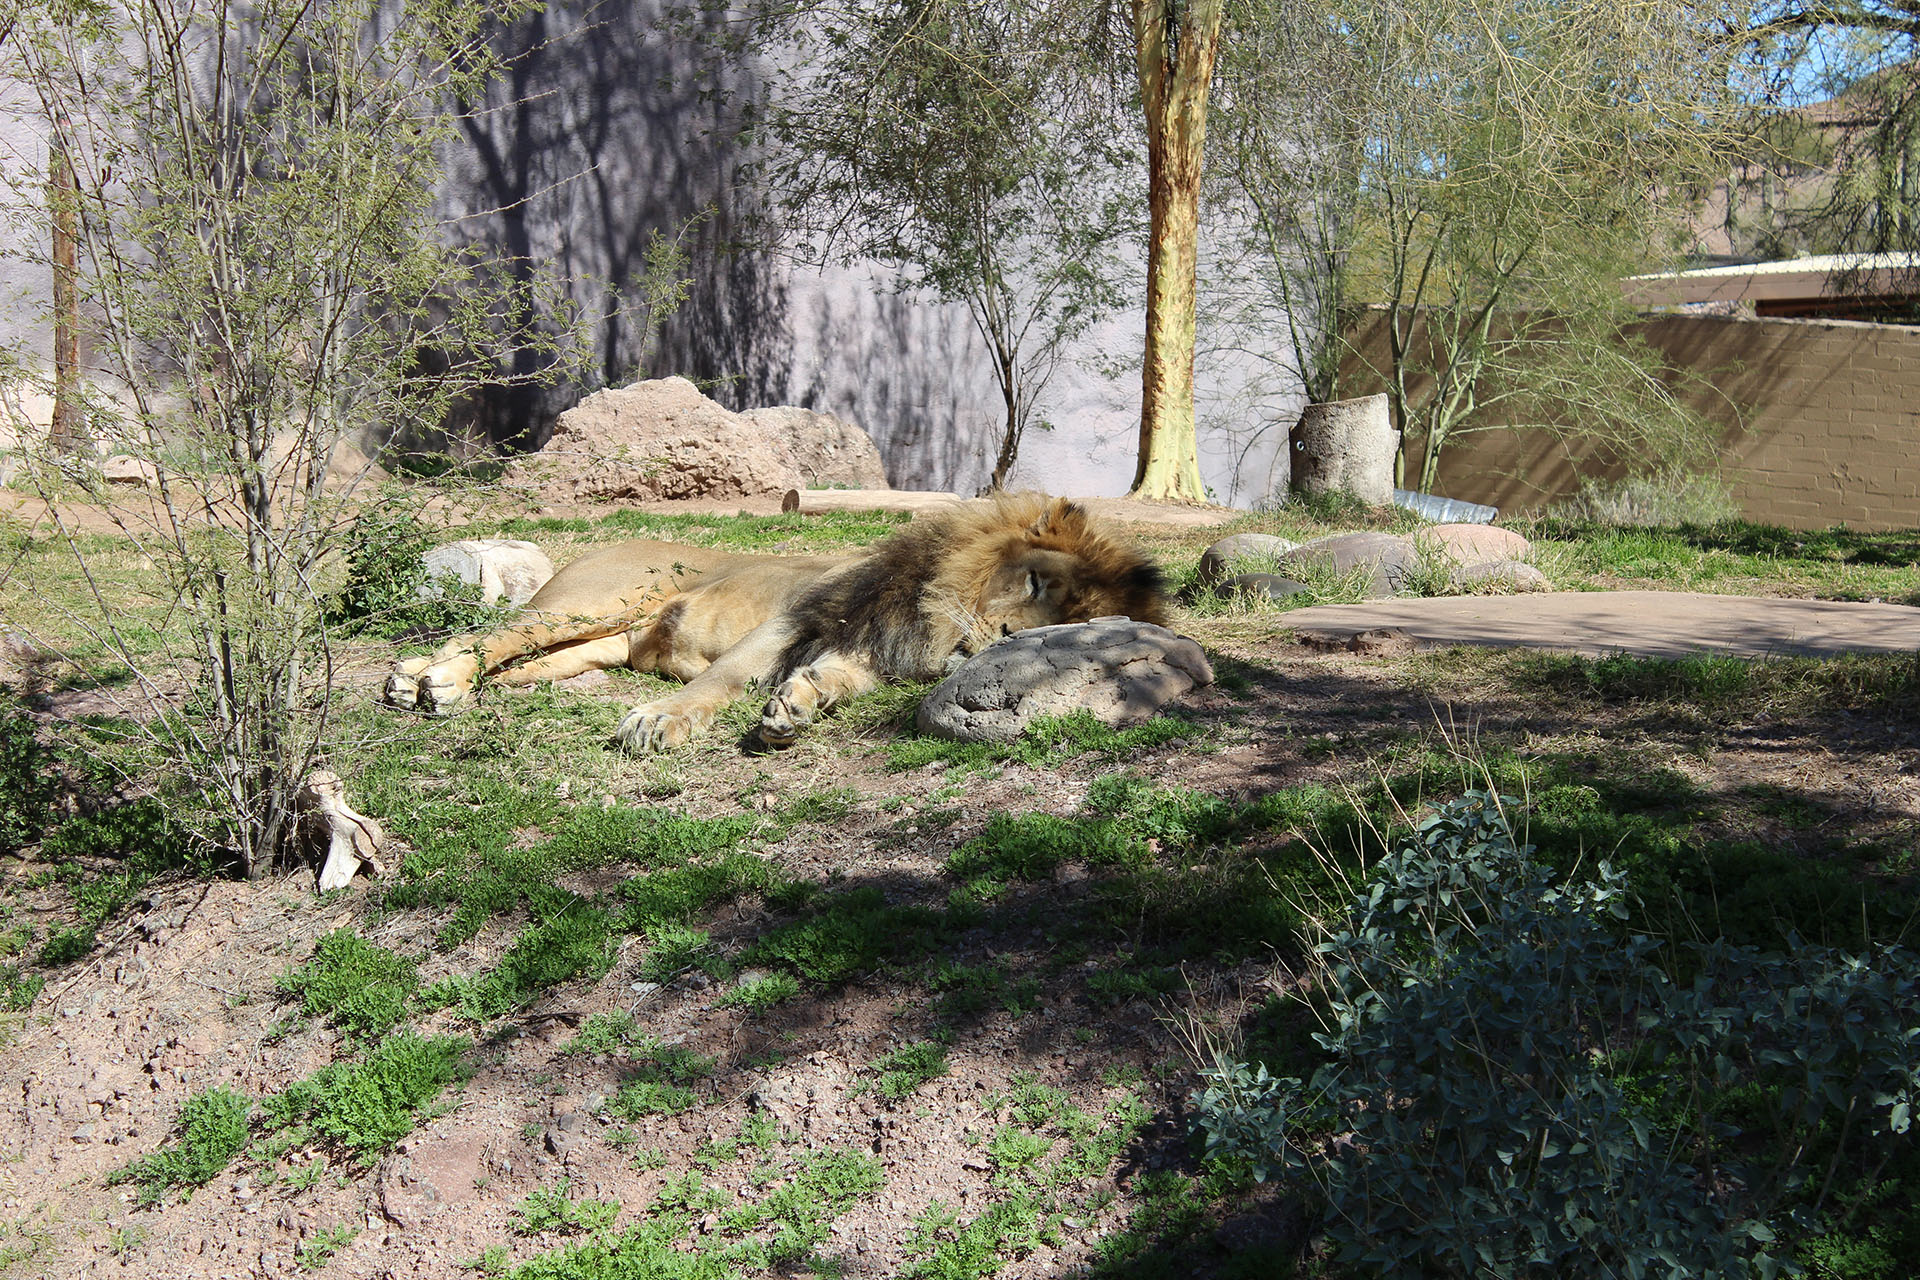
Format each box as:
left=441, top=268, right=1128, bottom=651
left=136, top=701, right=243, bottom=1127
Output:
left=1028, top=498, right=1084, bottom=539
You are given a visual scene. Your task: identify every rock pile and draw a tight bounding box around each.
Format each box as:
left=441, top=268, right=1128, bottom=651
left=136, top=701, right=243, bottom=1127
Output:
left=504, top=377, right=888, bottom=504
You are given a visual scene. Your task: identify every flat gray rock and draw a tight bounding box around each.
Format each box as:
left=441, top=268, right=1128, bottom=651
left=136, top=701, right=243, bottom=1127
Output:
left=1196, top=533, right=1300, bottom=587
left=1279, top=531, right=1417, bottom=597
left=917, top=618, right=1214, bottom=743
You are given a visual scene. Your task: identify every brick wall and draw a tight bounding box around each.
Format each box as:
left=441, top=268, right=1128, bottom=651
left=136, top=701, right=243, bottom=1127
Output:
left=1338, top=311, right=1920, bottom=531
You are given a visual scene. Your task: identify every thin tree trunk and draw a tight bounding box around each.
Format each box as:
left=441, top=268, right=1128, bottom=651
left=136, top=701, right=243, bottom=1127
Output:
left=49, top=128, right=85, bottom=457
left=1129, top=0, right=1220, bottom=503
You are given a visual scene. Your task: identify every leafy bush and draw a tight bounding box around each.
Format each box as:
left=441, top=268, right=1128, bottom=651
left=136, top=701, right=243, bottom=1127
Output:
left=328, top=503, right=508, bottom=639
left=1196, top=791, right=1864, bottom=1277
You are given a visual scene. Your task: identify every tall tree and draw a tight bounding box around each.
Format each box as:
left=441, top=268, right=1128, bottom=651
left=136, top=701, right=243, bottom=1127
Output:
left=1736, top=1, right=1920, bottom=284
left=1, top=0, right=565, bottom=873
left=1129, top=0, right=1221, bottom=501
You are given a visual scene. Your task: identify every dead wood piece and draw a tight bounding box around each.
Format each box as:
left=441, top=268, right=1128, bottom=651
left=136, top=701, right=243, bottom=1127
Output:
left=781, top=488, right=965, bottom=515
left=295, top=770, right=389, bottom=893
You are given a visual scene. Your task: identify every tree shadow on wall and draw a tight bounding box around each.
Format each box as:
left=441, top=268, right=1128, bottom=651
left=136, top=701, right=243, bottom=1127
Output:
left=421, top=0, right=1004, bottom=489
left=429, top=0, right=790, bottom=454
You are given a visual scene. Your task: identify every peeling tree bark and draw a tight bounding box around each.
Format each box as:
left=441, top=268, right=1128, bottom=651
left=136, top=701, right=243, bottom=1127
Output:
left=1129, top=0, right=1221, bottom=503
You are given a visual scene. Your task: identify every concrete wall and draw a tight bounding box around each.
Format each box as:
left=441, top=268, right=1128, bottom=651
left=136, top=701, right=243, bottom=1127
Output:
left=0, top=1, right=1297, bottom=504
left=1339, top=311, right=1920, bottom=531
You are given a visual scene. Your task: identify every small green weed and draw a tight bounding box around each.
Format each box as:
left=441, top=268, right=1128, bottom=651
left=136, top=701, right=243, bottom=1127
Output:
left=115, top=1086, right=252, bottom=1205
left=715, top=970, right=801, bottom=1013
left=295, top=1223, right=360, bottom=1271
left=867, top=1041, right=948, bottom=1101
left=514, top=1180, right=621, bottom=1236
left=278, top=931, right=421, bottom=1040
left=718, top=1149, right=885, bottom=1264
left=608, top=1079, right=697, bottom=1119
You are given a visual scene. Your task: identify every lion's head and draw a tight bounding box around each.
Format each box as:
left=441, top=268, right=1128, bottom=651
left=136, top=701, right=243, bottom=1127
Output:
left=931, top=494, right=1169, bottom=655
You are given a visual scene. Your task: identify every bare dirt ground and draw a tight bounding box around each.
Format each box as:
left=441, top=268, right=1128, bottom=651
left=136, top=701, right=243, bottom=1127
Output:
left=3, top=495, right=1917, bottom=1279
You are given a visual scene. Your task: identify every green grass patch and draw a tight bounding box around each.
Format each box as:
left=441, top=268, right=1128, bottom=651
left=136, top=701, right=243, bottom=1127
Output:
left=886, top=711, right=1201, bottom=774
left=926, top=960, right=1040, bottom=1021
left=113, top=1086, right=252, bottom=1205
left=743, top=885, right=954, bottom=983
left=277, top=930, right=421, bottom=1040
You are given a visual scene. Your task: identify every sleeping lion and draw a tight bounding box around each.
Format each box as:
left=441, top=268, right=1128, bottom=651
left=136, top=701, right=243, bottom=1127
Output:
left=383, top=493, right=1169, bottom=753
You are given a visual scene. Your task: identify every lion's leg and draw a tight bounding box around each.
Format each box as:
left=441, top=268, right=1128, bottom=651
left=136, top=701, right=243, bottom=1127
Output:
left=385, top=612, right=648, bottom=713
left=614, top=616, right=798, bottom=754
left=488, top=633, right=635, bottom=688
left=757, top=652, right=881, bottom=749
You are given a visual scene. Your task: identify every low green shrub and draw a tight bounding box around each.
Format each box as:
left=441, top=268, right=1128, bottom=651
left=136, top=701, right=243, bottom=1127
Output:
left=1193, top=791, right=1920, bottom=1277
left=267, top=1032, right=469, bottom=1160
left=114, top=1086, right=252, bottom=1205
left=277, top=930, right=421, bottom=1040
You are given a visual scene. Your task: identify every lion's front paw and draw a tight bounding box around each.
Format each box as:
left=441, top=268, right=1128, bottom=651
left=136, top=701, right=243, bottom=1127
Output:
left=616, top=703, right=702, bottom=754
left=757, top=693, right=808, bottom=749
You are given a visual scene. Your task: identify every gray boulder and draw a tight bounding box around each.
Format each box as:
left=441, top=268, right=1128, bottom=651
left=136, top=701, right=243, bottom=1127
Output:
left=916, top=618, right=1213, bottom=743
left=1196, top=532, right=1300, bottom=588
left=1279, top=531, right=1418, bottom=598
left=1222, top=572, right=1310, bottom=603
left=421, top=539, right=555, bottom=607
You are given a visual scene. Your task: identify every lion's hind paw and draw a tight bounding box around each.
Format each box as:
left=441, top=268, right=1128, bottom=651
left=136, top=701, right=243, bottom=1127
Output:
left=382, top=670, right=422, bottom=710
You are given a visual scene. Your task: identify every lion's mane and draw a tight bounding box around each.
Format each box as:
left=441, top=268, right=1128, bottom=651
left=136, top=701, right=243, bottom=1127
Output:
left=774, top=493, right=1168, bottom=681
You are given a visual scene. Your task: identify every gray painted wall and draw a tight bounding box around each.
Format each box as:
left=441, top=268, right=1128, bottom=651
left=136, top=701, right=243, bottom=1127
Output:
left=0, top=3, right=1299, bottom=503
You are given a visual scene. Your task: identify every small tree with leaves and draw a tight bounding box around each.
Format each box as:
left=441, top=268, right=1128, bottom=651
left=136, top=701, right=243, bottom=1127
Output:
left=761, top=0, right=1132, bottom=491
left=1215, top=0, right=1743, bottom=492
left=0, top=0, right=564, bottom=874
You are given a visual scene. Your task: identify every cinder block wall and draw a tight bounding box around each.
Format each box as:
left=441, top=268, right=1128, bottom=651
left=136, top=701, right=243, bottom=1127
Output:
left=1339, top=311, right=1920, bottom=531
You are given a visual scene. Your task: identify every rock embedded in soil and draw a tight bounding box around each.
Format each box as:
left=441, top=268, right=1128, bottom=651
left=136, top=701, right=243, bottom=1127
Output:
left=1195, top=532, right=1301, bottom=587
left=1279, top=531, right=1418, bottom=597
left=916, top=618, right=1213, bottom=743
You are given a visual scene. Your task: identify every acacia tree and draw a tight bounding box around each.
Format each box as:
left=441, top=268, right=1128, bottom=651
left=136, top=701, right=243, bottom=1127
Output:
left=1215, top=0, right=1743, bottom=492
left=0, top=0, right=560, bottom=873
left=1735, top=2, right=1920, bottom=279
left=760, top=0, right=1132, bottom=491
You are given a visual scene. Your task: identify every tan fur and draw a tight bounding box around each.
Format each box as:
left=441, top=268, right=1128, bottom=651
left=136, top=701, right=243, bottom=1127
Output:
left=383, top=494, right=1168, bottom=753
